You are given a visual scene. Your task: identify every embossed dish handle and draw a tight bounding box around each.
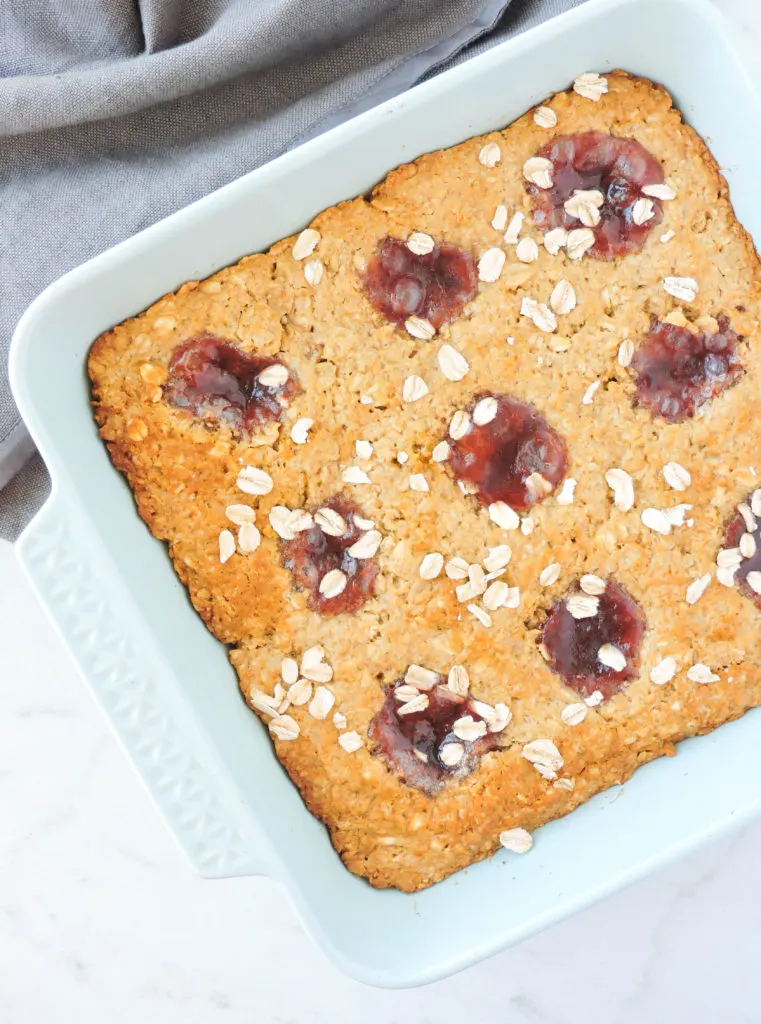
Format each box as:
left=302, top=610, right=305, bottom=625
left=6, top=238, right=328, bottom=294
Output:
left=16, top=490, right=272, bottom=880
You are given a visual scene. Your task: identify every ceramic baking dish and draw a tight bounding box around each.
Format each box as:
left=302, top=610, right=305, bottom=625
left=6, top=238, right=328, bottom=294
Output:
left=10, top=0, right=761, bottom=987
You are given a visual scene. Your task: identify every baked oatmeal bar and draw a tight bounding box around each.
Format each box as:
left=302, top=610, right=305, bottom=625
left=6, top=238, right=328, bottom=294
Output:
left=89, top=71, right=761, bottom=892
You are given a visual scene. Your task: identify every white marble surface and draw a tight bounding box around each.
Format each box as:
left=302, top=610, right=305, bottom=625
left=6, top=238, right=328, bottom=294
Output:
left=2, top=3, right=761, bottom=1018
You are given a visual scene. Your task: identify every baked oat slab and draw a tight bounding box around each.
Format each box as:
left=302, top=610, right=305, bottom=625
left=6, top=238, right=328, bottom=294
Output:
left=89, top=71, right=761, bottom=892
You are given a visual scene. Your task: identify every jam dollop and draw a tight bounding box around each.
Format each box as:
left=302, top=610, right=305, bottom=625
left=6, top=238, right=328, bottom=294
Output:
left=448, top=392, right=567, bottom=510
left=539, top=579, right=645, bottom=701
left=631, top=316, right=743, bottom=422
left=281, top=497, right=378, bottom=616
left=368, top=676, right=500, bottom=795
left=525, top=132, right=665, bottom=258
left=724, top=494, right=761, bottom=609
left=363, top=236, right=477, bottom=331
left=164, top=336, right=298, bottom=433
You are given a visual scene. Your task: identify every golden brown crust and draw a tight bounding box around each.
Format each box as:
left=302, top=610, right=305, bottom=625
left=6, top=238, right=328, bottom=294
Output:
left=89, top=71, right=761, bottom=892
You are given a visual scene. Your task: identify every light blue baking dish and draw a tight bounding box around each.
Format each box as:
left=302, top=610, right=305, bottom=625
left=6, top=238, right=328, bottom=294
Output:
left=9, top=0, right=761, bottom=987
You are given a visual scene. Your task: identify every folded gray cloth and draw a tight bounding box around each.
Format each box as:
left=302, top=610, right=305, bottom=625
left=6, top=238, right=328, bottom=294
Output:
left=0, top=0, right=583, bottom=541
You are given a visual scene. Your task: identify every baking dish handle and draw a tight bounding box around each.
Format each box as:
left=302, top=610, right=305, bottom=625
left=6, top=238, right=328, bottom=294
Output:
left=16, top=490, right=273, bottom=880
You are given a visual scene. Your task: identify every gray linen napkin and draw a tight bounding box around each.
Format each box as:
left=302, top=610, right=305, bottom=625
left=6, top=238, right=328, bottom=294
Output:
left=0, top=0, right=583, bottom=541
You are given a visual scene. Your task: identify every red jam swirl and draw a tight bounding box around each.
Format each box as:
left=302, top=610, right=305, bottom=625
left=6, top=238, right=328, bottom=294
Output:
left=369, top=677, right=500, bottom=794
left=539, top=579, right=645, bottom=701
left=525, top=132, right=665, bottom=259
left=281, top=497, right=379, bottom=616
left=447, top=393, right=567, bottom=510
left=631, top=316, right=743, bottom=422
left=164, top=336, right=298, bottom=433
left=363, top=237, right=477, bottom=330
